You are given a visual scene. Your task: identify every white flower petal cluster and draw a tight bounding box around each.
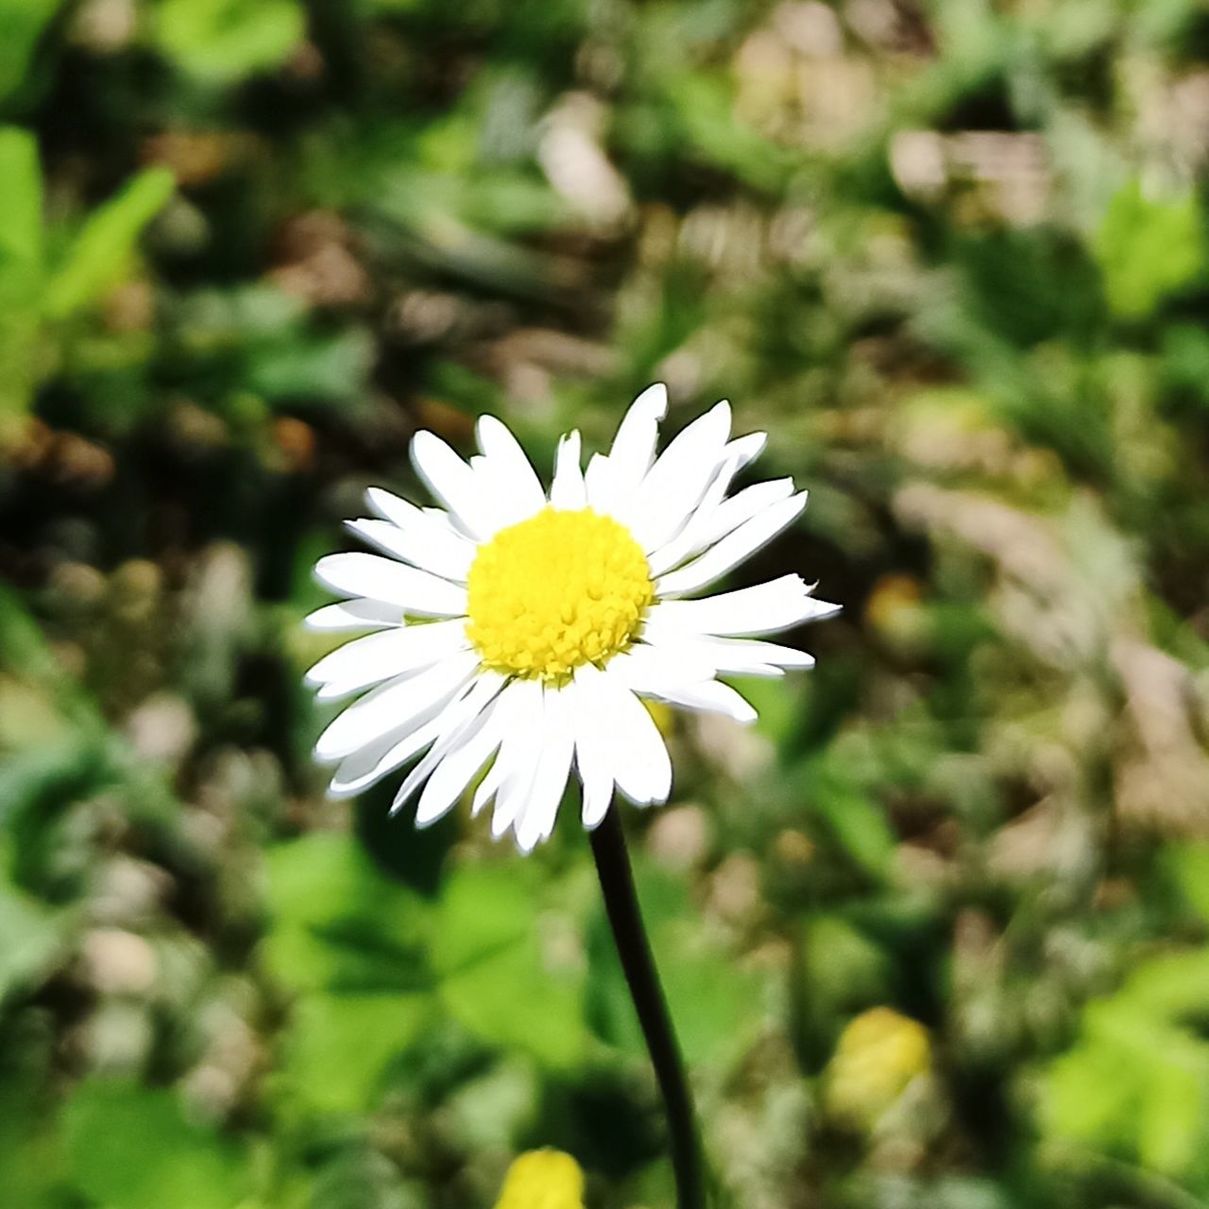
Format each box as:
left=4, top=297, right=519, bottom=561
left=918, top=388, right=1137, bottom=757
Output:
left=305, top=384, right=838, bottom=850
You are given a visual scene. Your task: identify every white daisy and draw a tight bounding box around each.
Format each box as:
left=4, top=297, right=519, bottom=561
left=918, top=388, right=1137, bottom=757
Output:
left=304, top=384, right=839, bottom=852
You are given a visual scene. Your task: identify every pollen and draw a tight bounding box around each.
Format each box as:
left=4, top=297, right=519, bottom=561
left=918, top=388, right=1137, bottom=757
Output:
left=467, top=507, right=653, bottom=682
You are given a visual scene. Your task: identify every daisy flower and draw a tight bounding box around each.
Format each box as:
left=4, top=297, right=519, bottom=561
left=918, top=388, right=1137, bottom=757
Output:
left=304, top=384, right=838, bottom=851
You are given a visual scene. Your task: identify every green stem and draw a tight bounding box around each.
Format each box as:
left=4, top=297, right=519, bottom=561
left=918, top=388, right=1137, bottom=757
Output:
left=590, top=808, right=705, bottom=1209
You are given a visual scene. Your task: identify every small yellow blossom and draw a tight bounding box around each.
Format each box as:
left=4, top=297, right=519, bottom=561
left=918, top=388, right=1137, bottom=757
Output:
left=493, top=1149, right=585, bottom=1209
left=824, top=1006, right=932, bottom=1127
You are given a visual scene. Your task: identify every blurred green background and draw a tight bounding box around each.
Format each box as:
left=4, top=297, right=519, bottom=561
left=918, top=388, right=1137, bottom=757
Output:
left=3, top=0, right=1209, bottom=1206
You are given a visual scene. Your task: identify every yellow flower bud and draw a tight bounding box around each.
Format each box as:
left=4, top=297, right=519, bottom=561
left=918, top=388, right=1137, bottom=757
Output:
left=824, top=1006, right=932, bottom=1127
left=493, top=1149, right=585, bottom=1209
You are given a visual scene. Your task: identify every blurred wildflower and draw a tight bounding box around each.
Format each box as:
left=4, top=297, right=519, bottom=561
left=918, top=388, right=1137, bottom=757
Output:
left=493, top=1149, right=585, bottom=1209
left=824, top=1007, right=932, bottom=1128
left=304, top=384, right=837, bottom=850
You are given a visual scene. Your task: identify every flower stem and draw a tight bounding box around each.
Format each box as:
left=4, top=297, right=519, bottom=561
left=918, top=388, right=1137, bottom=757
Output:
left=590, top=808, right=705, bottom=1209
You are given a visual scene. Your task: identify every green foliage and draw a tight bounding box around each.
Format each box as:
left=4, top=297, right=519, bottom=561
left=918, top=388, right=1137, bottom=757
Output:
left=279, top=992, right=431, bottom=1115
left=0, top=871, right=66, bottom=1003
left=44, top=168, right=176, bottom=320
left=0, top=134, right=171, bottom=415
left=5, top=1, right=1209, bottom=1207
left=63, top=1080, right=249, bottom=1209
left=0, top=0, right=62, bottom=105
left=434, top=862, right=587, bottom=1068
left=173, top=286, right=375, bottom=408
left=587, top=863, right=768, bottom=1071
left=266, top=833, right=586, bottom=1114
left=1041, top=951, right=1209, bottom=1182
left=264, top=832, right=433, bottom=993
left=1094, top=181, right=1207, bottom=319
left=0, top=127, right=44, bottom=415
left=152, top=0, right=307, bottom=84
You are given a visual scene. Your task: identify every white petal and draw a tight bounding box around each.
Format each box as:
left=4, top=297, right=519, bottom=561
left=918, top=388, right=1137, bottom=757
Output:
left=366, top=487, right=423, bottom=529
left=515, top=683, right=575, bottom=852
left=314, top=553, right=468, bottom=617
left=305, top=620, right=470, bottom=694
left=566, top=674, right=614, bottom=828
left=648, top=574, right=839, bottom=637
left=584, top=384, right=668, bottom=514
left=607, top=642, right=718, bottom=692
left=413, top=693, right=509, bottom=827
left=693, top=479, right=796, bottom=551
left=583, top=452, right=612, bottom=509
left=304, top=599, right=401, bottom=632
left=641, top=678, right=757, bottom=724
left=410, top=430, right=495, bottom=539
left=642, top=628, right=814, bottom=676
left=483, top=680, right=547, bottom=838
left=578, top=663, right=671, bottom=806
left=646, top=448, right=776, bottom=577
left=475, top=414, right=547, bottom=526
left=314, top=650, right=480, bottom=762
left=607, top=383, right=667, bottom=485
left=725, top=431, right=766, bottom=470
left=346, top=516, right=476, bottom=583
left=366, top=488, right=465, bottom=541
left=386, top=672, right=507, bottom=814
left=327, top=694, right=460, bottom=799
left=492, top=762, right=538, bottom=841
left=550, top=430, right=587, bottom=510
left=621, top=400, right=732, bottom=552
left=469, top=679, right=539, bottom=817
left=655, top=491, right=807, bottom=597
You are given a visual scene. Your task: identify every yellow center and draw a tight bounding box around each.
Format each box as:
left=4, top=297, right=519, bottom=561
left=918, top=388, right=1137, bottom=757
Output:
left=466, top=507, right=653, bottom=682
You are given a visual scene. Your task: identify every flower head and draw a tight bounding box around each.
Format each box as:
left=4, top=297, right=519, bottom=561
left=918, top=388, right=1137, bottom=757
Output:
left=304, top=385, right=838, bottom=850
left=493, top=1149, right=585, bottom=1209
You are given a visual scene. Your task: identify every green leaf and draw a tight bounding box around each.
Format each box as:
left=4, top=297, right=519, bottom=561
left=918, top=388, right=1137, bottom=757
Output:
left=0, top=0, right=63, bottom=105
left=814, top=785, right=897, bottom=880
left=1094, top=181, right=1206, bottom=319
left=587, top=863, right=766, bottom=1071
left=0, top=126, right=43, bottom=415
left=1040, top=950, right=1209, bottom=1179
left=263, top=832, right=433, bottom=993
left=800, top=915, right=892, bottom=1012
left=278, top=992, right=431, bottom=1114
left=0, top=876, right=67, bottom=1002
left=430, top=861, right=531, bottom=977
left=0, top=126, right=42, bottom=271
left=152, top=0, right=306, bottom=85
left=44, top=168, right=174, bottom=320
left=247, top=326, right=375, bottom=404
left=664, top=73, right=785, bottom=193
left=1163, top=841, right=1209, bottom=922
left=434, top=863, right=586, bottom=1068
left=63, top=1080, right=249, bottom=1209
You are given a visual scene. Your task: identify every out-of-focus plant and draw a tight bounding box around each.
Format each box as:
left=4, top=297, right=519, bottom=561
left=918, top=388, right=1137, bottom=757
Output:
left=0, top=127, right=172, bottom=420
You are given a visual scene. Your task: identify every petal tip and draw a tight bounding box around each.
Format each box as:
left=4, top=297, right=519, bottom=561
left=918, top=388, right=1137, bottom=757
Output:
left=636, top=382, right=668, bottom=419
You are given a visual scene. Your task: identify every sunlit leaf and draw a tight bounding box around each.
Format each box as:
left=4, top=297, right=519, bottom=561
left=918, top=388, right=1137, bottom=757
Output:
left=63, top=1080, right=249, bottom=1209
left=0, top=126, right=42, bottom=414
left=152, top=0, right=306, bottom=84
left=434, top=863, right=586, bottom=1068
left=0, top=0, right=63, bottom=105
left=278, top=991, right=431, bottom=1114
left=44, top=168, right=175, bottom=320
left=263, top=832, right=433, bottom=993
left=1094, top=181, right=1206, bottom=319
